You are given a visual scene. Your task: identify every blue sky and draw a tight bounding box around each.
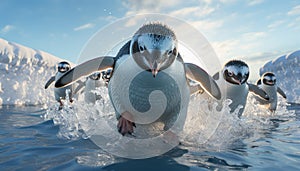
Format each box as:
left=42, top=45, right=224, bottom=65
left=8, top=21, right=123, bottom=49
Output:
left=1, top=0, right=300, bottom=80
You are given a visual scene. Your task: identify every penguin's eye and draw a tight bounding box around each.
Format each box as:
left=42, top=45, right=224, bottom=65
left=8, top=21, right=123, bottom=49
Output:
left=167, top=49, right=173, bottom=56
left=228, top=71, right=233, bottom=77
left=139, top=45, right=145, bottom=52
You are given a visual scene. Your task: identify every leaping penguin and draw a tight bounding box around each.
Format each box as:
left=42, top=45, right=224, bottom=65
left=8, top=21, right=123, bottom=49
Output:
left=255, top=72, right=286, bottom=112
left=45, top=61, right=73, bottom=107
left=210, top=60, right=269, bottom=117
left=55, top=23, right=221, bottom=136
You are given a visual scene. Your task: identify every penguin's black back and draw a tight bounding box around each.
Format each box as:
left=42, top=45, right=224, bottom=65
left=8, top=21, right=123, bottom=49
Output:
left=115, top=40, right=131, bottom=60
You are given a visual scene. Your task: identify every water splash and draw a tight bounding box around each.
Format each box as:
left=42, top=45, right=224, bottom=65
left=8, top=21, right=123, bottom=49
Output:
left=43, top=87, right=294, bottom=153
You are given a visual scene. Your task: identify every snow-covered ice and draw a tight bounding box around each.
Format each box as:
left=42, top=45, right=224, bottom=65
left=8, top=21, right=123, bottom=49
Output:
left=0, top=38, right=65, bottom=105
left=260, top=50, right=300, bottom=103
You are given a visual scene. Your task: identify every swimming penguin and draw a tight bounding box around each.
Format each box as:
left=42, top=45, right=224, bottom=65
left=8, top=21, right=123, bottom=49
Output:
left=210, top=60, right=269, bottom=117
left=55, top=23, right=221, bottom=136
left=45, top=61, right=73, bottom=107
left=74, top=72, right=106, bottom=104
left=101, top=68, right=112, bottom=86
left=255, top=72, right=286, bottom=112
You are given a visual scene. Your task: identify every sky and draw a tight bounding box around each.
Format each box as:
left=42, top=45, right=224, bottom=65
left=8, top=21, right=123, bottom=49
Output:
left=1, top=0, right=300, bottom=80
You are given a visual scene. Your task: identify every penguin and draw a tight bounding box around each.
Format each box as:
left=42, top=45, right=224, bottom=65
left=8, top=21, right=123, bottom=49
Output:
left=55, top=23, right=221, bottom=136
left=209, top=60, right=269, bottom=117
left=45, top=61, right=73, bottom=107
left=74, top=72, right=106, bottom=104
left=101, top=68, right=112, bottom=86
left=255, top=72, right=286, bottom=112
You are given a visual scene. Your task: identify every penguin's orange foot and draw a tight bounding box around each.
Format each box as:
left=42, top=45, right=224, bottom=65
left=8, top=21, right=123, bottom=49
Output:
left=117, top=112, right=136, bottom=136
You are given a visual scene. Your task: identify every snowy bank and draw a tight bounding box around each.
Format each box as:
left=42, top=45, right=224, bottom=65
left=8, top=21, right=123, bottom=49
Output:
left=260, top=50, right=300, bottom=103
left=0, top=38, right=64, bottom=105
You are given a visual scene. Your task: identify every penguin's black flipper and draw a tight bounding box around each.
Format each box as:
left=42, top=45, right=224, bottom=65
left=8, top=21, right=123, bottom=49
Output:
left=277, top=87, right=287, bottom=99
left=184, top=63, right=221, bottom=100
left=55, top=56, right=115, bottom=88
left=45, top=76, right=55, bottom=89
left=248, top=83, right=269, bottom=100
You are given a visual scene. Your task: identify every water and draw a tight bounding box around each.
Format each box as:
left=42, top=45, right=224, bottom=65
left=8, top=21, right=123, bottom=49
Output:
left=0, top=99, right=299, bottom=170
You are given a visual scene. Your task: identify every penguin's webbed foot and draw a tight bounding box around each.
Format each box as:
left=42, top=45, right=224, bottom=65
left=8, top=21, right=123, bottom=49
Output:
left=117, top=112, right=136, bottom=136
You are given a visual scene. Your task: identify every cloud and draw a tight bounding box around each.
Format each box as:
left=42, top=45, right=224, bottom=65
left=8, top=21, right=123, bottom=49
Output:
left=268, top=20, right=285, bottom=29
left=241, top=51, right=284, bottom=62
left=288, top=17, right=300, bottom=29
left=0, top=25, right=14, bottom=34
left=242, top=31, right=266, bottom=41
left=122, top=0, right=182, bottom=16
left=190, top=19, right=223, bottom=31
left=219, top=0, right=237, bottom=4
left=287, top=5, right=300, bottom=16
left=247, top=0, right=264, bottom=6
left=168, top=6, right=215, bottom=18
left=73, top=23, right=94, bottom=31
left=211, top=39, right=240, bottom=60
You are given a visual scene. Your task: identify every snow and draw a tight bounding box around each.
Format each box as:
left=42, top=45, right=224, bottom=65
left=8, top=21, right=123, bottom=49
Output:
left=260, top=50, right=300, bottom=103
left=0, top=38, right=65, bottom=105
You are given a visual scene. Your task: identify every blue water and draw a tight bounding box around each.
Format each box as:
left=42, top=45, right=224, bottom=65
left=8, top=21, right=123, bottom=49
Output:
left=0, top=103, right=299, bottom=170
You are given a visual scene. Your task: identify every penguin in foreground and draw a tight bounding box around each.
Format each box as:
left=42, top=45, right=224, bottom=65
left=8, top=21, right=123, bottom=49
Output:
left=55, top=23, right=221, bottom=136
left=45, top=61, right=73, bottom=107
left=255, top=72, right=286, bottom=112
left=209, top=60, right=269, bottom=117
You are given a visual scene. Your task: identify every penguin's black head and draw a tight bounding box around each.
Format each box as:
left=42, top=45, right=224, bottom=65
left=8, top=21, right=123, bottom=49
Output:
left=130, top=23, right=178, bottom=77
left=223, top=60, right=249, bottom=85
left=57, top=61, right=71, bottom=73
left=262, top=72, right=276, bottom=86
left=89, top=72, right=101, bottom=80
left=101, top=69, right=112, bottom=82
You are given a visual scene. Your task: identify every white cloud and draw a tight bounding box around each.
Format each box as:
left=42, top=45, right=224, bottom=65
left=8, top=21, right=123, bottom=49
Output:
left=287, top=17, right=300, bottom=29
left=247, top=0, right=264, bottom=6
left=73, top=23, right=94, bottom=31
left=219, top=0, right=237, bottom=4
left=0, top=25, right=14, bottom=34
left=242, top=31, right=266, bottom=41
left=287, top=5, right=300, bottom=16
left=190, top=19, right=223, bottom=31
left=168, top=6, right=215, bottom=18
left=211, top=39, right=240, bottom=60
left=268, top=20, right=285, bottom=29
left=122, top=0, right=182, bottom=16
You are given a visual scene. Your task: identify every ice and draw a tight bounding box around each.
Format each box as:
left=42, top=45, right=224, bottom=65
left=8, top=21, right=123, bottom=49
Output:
left=259, top=50, right=300, bottom=103
left=0, top=38, right=65, bottom=105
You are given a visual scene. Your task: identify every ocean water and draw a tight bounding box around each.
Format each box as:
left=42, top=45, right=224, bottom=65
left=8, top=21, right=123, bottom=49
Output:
left=0, top=97, right=299, bottom=170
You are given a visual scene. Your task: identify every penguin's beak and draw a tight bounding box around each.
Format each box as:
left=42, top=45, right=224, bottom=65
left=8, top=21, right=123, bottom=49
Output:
left=151, top=61, right=159, bottom=77
left=151, top=69, right=158, bottom=77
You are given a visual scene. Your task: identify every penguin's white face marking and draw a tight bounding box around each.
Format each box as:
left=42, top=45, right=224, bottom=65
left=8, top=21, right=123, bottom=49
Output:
left=57, top=62, right=71, bottom=73
left=223, top=60, right=249, bottom=85
left=262, top=72, right=276, bottom=86
left=131, top=33, right=178, bottom=77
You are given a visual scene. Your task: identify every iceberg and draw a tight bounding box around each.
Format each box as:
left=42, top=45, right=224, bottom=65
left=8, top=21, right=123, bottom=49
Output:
left=0, top=38, right=64, bottom=105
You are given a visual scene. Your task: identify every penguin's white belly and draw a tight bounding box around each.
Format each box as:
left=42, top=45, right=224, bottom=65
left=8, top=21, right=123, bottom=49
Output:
left=217, top=78, right=248, bottom=116
left=259, top=84, right=278, bottom=110
left=108, top=55, right=190, bottom=129
left=84, top=79, right=104, bottom=104
left=54, top=73, right=72, bottom=101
